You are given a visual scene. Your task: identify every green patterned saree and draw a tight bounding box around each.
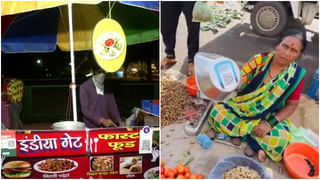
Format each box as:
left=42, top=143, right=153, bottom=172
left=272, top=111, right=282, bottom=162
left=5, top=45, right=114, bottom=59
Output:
left=208, top=51, right=305, bottom=161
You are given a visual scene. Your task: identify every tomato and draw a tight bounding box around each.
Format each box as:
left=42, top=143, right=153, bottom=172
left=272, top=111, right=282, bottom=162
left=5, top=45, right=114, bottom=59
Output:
left=173, top=167, right=178, bottom=176
left=189, top=174, right=197, bottom=179
left=104, top=39, right=114, bottom=47
left=184, top=166, right=190, bottom=173
left=196, top=174, right=204, bottom=179
left=161, top=160, right=164, bottom=168
left=184, top=172, right=191, bottom=179
left=164, top=168, right=170, bottom=177
left=167, top=176, right=175, bottom=179
left=176, top=175, right=185, bottom=179
left=160, top=175, right=165, bottom=179
left=161, top=167, right=164, bottom=175
left=167, top=169, right=175, bottom=178
left=176, top=164, right=184, bottom=174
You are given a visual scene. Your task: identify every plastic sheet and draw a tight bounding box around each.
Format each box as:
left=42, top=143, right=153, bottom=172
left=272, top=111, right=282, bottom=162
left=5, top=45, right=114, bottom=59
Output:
left=208, top=155, right=272, bottom=179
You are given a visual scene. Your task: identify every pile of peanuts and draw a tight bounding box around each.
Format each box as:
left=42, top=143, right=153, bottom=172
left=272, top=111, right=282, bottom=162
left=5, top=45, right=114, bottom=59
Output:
left=161, top=77, right=194, bottom=127
left=222, top=166, right=261, bottom=179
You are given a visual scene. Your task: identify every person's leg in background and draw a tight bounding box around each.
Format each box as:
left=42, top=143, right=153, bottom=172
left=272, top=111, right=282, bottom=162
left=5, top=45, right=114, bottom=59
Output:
left=17, top=103, right=23, bottom=129
left=8, top=103, right=23, bottom=129
left=161, top=2, right=182, bottom=69
left=182, top=1, right=200, bottom=76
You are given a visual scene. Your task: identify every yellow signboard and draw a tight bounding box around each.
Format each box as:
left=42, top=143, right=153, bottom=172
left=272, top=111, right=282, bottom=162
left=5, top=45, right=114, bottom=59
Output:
left=92, top=19, right=126, bottom=72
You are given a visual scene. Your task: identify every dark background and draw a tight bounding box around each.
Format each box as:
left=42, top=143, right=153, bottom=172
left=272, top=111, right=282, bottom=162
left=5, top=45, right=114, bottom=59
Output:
left=2, top=40, right=159, bottom=124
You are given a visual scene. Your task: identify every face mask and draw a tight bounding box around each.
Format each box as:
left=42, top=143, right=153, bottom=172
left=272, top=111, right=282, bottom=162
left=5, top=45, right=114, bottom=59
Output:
left=93, top=73, right=105, bottom=85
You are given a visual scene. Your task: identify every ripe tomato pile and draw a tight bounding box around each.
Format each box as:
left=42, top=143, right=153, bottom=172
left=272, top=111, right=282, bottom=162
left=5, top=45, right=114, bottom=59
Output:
left=160, top=160, right=204, bottom=179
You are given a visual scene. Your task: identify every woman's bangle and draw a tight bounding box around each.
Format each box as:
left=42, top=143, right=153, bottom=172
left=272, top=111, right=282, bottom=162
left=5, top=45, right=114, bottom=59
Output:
left=266, top=116, right=280, bottom=128
left=263, top=120, right=272, bottom=129
left=274, top=115, right=280, bottom=122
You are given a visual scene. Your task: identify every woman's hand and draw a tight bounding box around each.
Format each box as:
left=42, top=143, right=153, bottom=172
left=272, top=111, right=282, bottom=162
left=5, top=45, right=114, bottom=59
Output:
left=252, top=121, right=272, bottom=138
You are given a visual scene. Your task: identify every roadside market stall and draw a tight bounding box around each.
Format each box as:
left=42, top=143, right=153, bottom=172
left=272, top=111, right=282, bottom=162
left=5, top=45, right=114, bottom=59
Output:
left=1, top=1, right=160, bottom=179
left=160, top=65, right=319, bottom=179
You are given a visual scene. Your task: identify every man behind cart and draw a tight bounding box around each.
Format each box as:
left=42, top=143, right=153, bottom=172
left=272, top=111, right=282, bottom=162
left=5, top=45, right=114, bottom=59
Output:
left=80, top=64, right=122, bottom=128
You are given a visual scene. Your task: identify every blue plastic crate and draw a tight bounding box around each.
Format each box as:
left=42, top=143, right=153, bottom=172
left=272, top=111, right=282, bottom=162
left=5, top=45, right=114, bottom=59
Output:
left=152, top=104, right=159, bottom=116
left=142, top=100, right=159, bottom=115
left=307, top=69, right=319, bottom=101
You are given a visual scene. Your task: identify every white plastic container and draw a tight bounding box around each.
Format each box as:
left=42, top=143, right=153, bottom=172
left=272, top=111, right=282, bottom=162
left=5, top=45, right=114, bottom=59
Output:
left=304, top=129, right=319, bottom=148
left=194, top=52, right=240, bottom=101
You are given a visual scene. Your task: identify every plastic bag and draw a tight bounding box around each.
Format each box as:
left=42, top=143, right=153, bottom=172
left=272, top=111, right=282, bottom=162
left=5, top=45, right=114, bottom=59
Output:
left=290, top=124, right=319, bottom=147
left=208, top=155, right=272, bottom=179
left=126, top=107, right=159, bottom=127
left=192, top=1, right=211, bottom=22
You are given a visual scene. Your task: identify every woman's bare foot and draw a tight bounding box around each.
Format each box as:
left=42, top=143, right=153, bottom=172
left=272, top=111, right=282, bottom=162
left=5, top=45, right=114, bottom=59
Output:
left=258, top=150, right=267, bottom=162
left=205, top=129, right=217, bottom=140
left=244, top=146, right=255, bottom=157
left=161, top=57, right=177, bottom=69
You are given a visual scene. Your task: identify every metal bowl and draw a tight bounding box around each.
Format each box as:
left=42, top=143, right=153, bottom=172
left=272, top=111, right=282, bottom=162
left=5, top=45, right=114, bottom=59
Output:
left=52, top=121, right=86, bottom=130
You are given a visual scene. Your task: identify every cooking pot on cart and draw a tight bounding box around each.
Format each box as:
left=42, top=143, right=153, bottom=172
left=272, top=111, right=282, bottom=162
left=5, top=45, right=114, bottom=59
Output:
left=52, top=121, right=86, bottom=130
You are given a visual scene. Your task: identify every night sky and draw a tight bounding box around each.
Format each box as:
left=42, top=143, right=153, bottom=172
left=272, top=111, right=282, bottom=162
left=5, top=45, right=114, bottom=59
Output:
left=2, top=40, right=159, bottom=85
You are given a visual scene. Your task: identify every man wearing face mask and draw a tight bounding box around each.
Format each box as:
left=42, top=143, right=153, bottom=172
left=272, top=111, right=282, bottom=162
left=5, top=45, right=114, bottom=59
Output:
left=80, top=67, right=121, bottom=128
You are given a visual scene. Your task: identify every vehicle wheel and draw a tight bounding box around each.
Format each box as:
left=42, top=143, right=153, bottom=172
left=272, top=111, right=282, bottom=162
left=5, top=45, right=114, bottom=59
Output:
left=250, top=2, right=289, bottom=37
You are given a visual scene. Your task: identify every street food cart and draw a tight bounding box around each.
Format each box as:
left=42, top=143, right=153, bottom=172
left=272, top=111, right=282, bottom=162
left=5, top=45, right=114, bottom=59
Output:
left=2, top=127, right=159, bottom=179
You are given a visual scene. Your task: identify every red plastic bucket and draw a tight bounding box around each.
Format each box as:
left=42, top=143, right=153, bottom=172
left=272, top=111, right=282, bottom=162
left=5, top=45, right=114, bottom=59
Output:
left=186, top=76, right=198, bottom=96
left=284, top=142, right=319, bottom=179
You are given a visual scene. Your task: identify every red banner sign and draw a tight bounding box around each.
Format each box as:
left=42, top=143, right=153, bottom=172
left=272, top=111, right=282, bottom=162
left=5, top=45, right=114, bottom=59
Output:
left=16, top=130, right=87, bottom=158
left=1, top=153, right=158, bottom=179
left=89, top=128, right=141, bottom=155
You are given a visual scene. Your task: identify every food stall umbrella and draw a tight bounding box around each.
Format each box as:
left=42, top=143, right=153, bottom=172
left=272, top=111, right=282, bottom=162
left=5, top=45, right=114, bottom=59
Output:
left=1, top=1, right=159, bottom=52
left=1, top=1, right=159, bottom=123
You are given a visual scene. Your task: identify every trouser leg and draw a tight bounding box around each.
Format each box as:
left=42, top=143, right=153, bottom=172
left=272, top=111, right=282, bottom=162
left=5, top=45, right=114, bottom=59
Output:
left=182, top=1, right=200, bottom=63
left=161, top=2, right=182, bottom=58
left=9, top=103, right=23, bottom=129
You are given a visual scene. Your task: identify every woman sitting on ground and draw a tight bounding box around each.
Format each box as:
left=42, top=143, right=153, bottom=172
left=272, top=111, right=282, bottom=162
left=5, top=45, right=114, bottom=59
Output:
left=208, top=28, right=307, bottom=162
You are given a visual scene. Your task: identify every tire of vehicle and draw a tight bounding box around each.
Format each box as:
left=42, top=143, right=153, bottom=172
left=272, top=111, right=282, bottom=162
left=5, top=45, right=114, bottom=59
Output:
left=250, top=2, right=289, bottom=37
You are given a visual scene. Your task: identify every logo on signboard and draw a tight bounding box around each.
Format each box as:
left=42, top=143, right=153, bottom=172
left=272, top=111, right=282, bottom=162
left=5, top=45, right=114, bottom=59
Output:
left=95, top=32, right=125, bottom=60
left=143, top=127, right=150, bottom=134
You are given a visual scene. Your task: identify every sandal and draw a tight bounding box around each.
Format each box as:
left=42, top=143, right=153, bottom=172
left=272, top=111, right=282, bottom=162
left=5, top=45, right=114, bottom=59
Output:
left=161, top=57, right=177, bottom=69
left=187, top=62, right=195, bottom=76
left=244, top=146, right=255, bottom=157
left=231, top=137, right=242, bottom=146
